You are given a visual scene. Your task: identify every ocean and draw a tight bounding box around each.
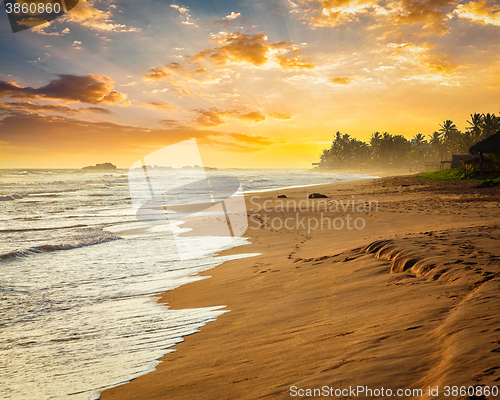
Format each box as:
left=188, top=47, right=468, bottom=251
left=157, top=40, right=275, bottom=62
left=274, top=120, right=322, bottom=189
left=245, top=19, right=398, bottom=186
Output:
left=0, top=169, right=375, bottom=400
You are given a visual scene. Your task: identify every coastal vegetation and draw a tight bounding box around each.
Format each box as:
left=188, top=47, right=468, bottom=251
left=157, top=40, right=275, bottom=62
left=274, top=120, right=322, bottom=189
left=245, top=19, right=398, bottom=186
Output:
left=417, top=169, right=500, bottom=184
left=317, top=113, right=500, bottom=170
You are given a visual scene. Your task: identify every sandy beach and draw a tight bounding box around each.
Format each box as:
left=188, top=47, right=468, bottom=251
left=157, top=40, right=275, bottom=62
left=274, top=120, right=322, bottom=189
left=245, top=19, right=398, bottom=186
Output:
left=101, top=176, right=500, bottom=400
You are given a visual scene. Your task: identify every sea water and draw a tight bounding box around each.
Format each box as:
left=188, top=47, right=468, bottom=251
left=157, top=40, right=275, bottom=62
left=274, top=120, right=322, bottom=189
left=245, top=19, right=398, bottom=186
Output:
left=0, top=169, right=375, bottom=399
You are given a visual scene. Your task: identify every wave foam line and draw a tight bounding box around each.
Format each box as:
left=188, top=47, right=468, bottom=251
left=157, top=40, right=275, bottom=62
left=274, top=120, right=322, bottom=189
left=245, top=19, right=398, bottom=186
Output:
left=0, top=233, right=122, bottom=262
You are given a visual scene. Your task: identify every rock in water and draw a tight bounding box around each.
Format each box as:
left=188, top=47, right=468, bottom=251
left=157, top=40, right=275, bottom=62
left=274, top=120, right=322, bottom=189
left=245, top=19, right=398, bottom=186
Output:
left=83, top=163, right=117, bottom=170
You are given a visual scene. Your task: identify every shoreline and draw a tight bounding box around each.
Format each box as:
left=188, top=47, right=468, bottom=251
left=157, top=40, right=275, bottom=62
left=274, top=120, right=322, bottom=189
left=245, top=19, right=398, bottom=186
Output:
left=242, top=175, right=380, bottom=194
left=101, top=175, right=500, bottom=400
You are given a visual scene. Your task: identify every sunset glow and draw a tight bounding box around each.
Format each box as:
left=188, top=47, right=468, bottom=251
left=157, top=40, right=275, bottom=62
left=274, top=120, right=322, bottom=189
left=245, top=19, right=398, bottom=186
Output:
left=1, top=0, right=499, bottom=168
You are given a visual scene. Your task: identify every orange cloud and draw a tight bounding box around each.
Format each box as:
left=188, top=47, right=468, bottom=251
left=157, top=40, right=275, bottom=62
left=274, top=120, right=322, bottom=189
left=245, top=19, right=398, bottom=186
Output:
left=182, top=67, right=217, bottom=83
left=193, top=32, right=314, bottom=69
left=62, top=0, right=140, bottom=32
left=329, top=77, right=350, bottom=85
left=193, top=107, right=232, bottom=126
left=387, top=42, right=456, bottom=74
left=385, top=0, right=459, bottom=37
left=142, top=101, right=179, bottom=111
left=239, top=111, right=266, bottom=122
left=269, top=112, right=294, bottom=120
left=142, top=32, right=313, bottom=93
left=32, top=26, right=71, bottom=36
left=168, top=88, right=193, bottom=97
left=143, top=63, right=183, bottom=82
left=203, top=32, right=269, bottom=66
left=143, top=67, right=172, bottom=82
left=291, top=0, right=460, bottom=38
left=290, top=0, right=378, bottom=27
left=0, top=100, right=111, bottom=114
left=191, top=107, right=271, bottom=126
left=278, top=55, right=314, bottom=69
left=0, top=75, right=129, bottom=105
left=454, top=0, right=500, bottom=26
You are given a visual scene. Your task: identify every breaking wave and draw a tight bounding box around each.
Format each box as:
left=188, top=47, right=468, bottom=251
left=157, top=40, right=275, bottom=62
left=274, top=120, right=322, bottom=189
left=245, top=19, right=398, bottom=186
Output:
left=0, top=231, right=122, bottom=262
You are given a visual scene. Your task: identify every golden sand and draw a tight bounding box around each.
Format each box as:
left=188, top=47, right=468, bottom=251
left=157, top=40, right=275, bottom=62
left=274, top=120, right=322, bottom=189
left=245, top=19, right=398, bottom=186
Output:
left=101, top=176, right=500, bottom=400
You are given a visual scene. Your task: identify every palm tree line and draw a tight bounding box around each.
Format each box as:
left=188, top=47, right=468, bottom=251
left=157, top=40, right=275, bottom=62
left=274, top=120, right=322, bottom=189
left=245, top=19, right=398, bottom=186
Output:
left=318, top=113, right=500, bottom=169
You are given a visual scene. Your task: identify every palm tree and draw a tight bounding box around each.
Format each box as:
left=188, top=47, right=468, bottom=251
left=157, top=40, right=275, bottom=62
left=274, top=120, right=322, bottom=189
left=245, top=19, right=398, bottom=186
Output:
left=439, top=120, right=458, bottom=137
left=412, top=133, right=426, bottom=147
left=481, top=113, right=500, bottom=140
left=410, top=133, right=428, bottom=164
left=456, top=130, right=476, bottom=154
left=439, top=120, right=461, bottom=155
left=370, top=132, right=382, bottom=165
left=429, top=131, right=445, bottom=162
left=467, top=113, right=484, bottom=142
left=370, top=132, right=382, bottom=146
left=392, top=135, right=411, bottom=166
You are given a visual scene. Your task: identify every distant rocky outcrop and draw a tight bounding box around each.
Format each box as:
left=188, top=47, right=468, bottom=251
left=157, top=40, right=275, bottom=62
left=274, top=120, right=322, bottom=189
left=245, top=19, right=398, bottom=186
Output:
left=83, top=163, right=117, bottom=170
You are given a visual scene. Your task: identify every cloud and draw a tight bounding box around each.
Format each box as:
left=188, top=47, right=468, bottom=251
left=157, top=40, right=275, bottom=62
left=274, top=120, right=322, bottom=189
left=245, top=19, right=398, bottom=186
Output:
left=143, top=67, right=173, bottom=82
left=454, top=1, right=500, bottom=26
left=84, top=106, right=113, bottom=114
left=290, top=0, right=378, bottom=27
left=374, top=65, right=395, bottom=71
left=381, top=42, right=458, bottom=84
left=0, top=75, right=129, bottom=105
left=193, top=107, right=232, bottom=126
left=142, top=31, right=313, bottom=94
left=193, top=32, right=314, bottom=69
left=143, top=63, right=184, bottom=82
left=0, top=113, right=274, bottom=155
left=329, top=77, right=351, bottom=85
left=284, top=74, right=330, bottom=86
left=33, top=26, right=71, bottom=36
left=387, top=42, right=456, bottom=74
left=170, top=4, right=198, bottom=27
left=190, top=107, right=292, bottom=126
left=0, top=100, right=112, bottom=114
left=142, top=101, right=179, bottom=111
left=225, top=12, right=241, bottom=20
left=121, top=81, right=139, bottom=87
left=239, top=111, right=266, bottom=122
left=191, top=107, right=271, bottom=126
left=168, top=88, right=193, bottom=97
left=383, top=0, right=460, bottom=37
left=159, top=119, right=182, bottom=127
left=61, top=0, right=140, bottom=32
left=289, top=0, right=461, bottom=38
left=269, top=112, right=294, bottom=120
left=278, top=53, right=315, bottom=69
left=182, top=67, right=218, bottom=83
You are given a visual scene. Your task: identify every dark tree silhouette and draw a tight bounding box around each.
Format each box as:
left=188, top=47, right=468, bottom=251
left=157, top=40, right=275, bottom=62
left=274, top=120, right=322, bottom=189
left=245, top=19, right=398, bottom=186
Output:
left=318, top=113, right=499, bottom=170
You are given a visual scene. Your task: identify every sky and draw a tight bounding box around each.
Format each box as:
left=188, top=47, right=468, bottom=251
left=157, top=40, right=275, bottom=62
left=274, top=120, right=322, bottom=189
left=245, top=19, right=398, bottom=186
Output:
left=0, top=0, right=499, bottom=169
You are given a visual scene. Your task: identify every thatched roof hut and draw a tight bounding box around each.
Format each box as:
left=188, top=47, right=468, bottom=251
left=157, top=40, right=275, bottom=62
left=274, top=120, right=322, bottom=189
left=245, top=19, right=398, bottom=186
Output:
left=451, top=154, right=476, bottom=169
left=468, top=130, right=500, bottom=175
left=469, top=130, right=500, bottom=155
